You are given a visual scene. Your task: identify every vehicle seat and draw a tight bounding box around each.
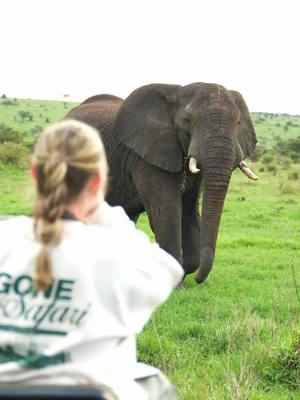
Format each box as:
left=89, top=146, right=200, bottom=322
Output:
left=0, top=385, right=111, bottom=399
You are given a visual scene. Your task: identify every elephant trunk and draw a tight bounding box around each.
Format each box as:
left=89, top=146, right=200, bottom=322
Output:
left=196, top=177, right=230, bottom=283
left=189, top=129, right=234, bottom=283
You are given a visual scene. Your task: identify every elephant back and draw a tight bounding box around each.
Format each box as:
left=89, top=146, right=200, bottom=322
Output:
left=65, top=96, right=123, bottom=138
left=80, top=94, right=123, bottom=105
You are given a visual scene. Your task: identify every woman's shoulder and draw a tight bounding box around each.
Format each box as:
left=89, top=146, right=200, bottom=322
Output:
left=64, top=204, right=146, bottom=259
left=84, top=202, right=133, bottom=229
left=0, top=216, right=32, bottom=236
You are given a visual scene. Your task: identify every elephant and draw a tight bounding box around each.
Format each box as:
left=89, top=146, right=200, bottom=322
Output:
left=66, top=83, right=258, bottom=283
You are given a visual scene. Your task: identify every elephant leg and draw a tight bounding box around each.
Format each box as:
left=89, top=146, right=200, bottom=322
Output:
left=130, top=213, right=140, bottom=223
left=182, top=178, right=201, bottom=274
left=131, top=162, right=183, bottom=265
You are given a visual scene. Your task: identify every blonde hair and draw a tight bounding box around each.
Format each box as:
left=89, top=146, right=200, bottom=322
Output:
left=32, top=119, right=108, bottom=291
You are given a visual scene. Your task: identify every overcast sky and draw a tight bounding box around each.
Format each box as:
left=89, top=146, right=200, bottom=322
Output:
left=0, top=0, right=299, bottom=114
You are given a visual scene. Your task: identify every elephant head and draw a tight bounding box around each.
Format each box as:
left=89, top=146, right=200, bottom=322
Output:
left=113, top=83, right=257, bottom=283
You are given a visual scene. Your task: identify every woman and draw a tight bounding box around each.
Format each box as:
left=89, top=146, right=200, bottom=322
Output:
left=0, top=120, right=183, bottom=399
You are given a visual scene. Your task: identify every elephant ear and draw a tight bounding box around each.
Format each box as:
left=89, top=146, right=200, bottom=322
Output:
left=113, top=84, right=183, bottom=172
left=230, top=90, right=257, bottom=162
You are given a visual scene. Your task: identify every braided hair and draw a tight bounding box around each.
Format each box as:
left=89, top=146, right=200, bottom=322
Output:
left=32, top=119, right=107, bottom=291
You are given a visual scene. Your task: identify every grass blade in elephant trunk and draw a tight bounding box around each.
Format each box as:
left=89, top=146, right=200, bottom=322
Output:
left=196, top=176, right=231, bottom=283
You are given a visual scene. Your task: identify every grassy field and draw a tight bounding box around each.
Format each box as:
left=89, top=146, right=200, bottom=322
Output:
left=137, top=166, right=300, bottom=399
left=0, top=98, right=299, bottom=399
left=0, top=97, right=77, bottom=131
left=251, top=113, right=300, bottom=149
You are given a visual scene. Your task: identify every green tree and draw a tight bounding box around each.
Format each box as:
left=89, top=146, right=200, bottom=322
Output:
left=18, top=110, right=33, bottom=122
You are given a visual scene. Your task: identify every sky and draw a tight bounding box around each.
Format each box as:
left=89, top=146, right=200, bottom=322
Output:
left=0, top=0, right=299, bottom=114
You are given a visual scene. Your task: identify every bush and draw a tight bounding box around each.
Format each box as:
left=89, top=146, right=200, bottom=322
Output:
left=0, top=142, right=30, bottom=169
left=261, top=154, right=274, bottom=165
left=0, top=124, right=22, bottom=143
left=288, top=171, right=299, bottom=181
left=18, top=110, right=33, bottom=122
left=275, top=155, right=291, bottom=168
left=30, top=125, right=43, bottom=135
left=266, top=164, right=277, bottom=175
left=273, top=136, right=300, bottom=162
left=1, top=99, right=18, bottom=106
left=250, top=145, right=267, bottom=162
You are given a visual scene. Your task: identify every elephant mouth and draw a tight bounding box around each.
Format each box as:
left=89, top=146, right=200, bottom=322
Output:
left=187, top=156, right=259, bottom=180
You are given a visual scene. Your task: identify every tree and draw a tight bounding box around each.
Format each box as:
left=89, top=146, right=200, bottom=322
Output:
left=18, top=110, right=33, bottom=122
left=63, top=93, right=70, bottom=108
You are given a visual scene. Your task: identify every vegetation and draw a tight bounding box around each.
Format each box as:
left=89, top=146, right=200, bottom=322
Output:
left=0, top=99, right=299, bottom=399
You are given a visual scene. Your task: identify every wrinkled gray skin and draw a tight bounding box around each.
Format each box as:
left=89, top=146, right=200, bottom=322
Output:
left=66, top=83, right=257, bottom=283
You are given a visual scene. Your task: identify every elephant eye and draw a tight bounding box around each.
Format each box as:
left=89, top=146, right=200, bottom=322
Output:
left=183, top=117, right=192, bottom=126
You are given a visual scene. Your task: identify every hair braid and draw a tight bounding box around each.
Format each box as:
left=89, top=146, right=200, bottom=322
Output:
left=34, top=158, right=68, bottom=290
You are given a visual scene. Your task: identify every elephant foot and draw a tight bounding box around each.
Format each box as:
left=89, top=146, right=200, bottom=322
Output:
left=195, top=247, right=214, bottom=284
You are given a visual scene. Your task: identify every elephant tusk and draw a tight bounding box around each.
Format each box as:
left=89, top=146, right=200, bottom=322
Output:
left=238, top=161, right=259, bottom=181
left=189, top=157, right=201, bottom=174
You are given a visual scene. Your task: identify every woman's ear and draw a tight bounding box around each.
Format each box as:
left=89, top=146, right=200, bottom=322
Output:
left=31, top=163, right=37, bottom=180
left=88, top=173, right=101, bottom=194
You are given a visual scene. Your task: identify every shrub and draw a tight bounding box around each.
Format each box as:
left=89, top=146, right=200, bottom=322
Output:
left=266, top=164, right=277, bottom=175
left=250, top=144, right=267, bottom=162
left=275, top=155, right=291, bottom=168
left=0, top=124, right=22, bottom=143
left=288, top=171, right=299, bottom=181
left=273, top=136, right=300, bottom=162
left=0, top=142, right=30, bottom=169
left=18, top=110, right=33, bottom=122
left=30, top=125, right=43, bottom=135
left=261, top=154, right=274, bottom=165
left=1, top=99, right=17, bottom=106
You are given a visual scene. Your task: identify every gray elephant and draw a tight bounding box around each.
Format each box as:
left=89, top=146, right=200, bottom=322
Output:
left=66, top=83, right=257, bottom=283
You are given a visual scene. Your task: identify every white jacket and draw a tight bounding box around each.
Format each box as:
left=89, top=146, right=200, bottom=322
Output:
left=0, top=203, right=183, bottom=399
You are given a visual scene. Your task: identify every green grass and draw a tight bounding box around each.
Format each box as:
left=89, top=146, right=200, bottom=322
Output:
left=0, top=99, right=300, bottom=399
left=0, top=164, right=32, bottom=214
